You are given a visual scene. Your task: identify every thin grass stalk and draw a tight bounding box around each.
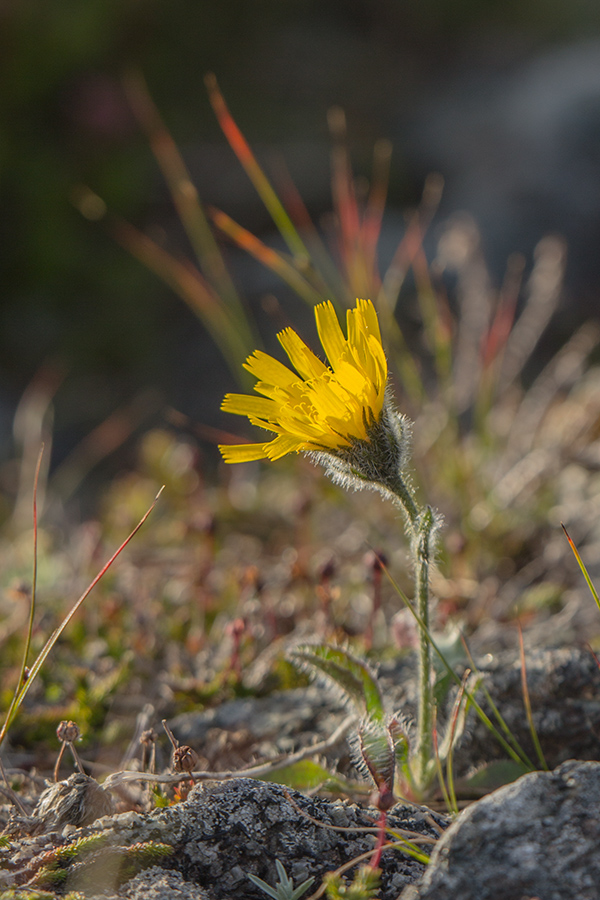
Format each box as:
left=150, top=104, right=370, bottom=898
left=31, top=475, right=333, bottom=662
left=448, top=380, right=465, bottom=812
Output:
left=328, top=107, right=365, bottom=295
left=383, top=566, right=534, bottom=770
left=518, top=625, right=548, bottom=771
left=412, top=246, right=453, bottom=389
left=360, top=139, right=392, bottom=279
left=205, top=73, right=310, bottom=264
left=562, top=523, right=600, bottom=612
left=21, top=446, right=43, bottom=688
left=497, top=235, right=566, bottom=393
left=0, top=487, right=164, bottom=750
left=1, top=447, right=45, bottom=756
left=112, top=219, right=251, bottom=380
left=503, top=323, right=600, bottom=468
left=379, top=173, right=444, bottom=317
left=209, top=208, right=325, bottom=307
left=268, top=154, right=346, bottom=304
left=473, top=253, right=525, bottom=436
left=123, top=71, right=245, bottom=321
left=445, top=671, right=470, bottom=814
left=459, top=632, right=535, bottom=769
left=431, top=718, right=453, bottom=814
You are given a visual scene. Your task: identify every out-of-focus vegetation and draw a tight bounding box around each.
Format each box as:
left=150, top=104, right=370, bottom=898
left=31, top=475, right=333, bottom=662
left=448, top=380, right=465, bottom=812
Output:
left=4, top=0, right=600, bottom=477
left=3, top=71, right=600, bottom=792
left=3, top=1, right=600, bottom=842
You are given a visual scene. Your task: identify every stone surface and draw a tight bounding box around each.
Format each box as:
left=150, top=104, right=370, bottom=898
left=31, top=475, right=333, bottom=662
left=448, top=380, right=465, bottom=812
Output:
left=401, top=760, right=600, bottom=900
left=169, top=648, right=600, bottom=783
left=119, top=867, right=209, bottom=899
left=376, top=646, right=600, bottom=779
left=5, top=778, right=445, bottom=899
left=451, top=647, right=600, bottom=775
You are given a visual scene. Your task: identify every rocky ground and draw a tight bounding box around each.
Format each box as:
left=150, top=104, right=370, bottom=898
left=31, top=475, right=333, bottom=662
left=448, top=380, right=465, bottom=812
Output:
left=2, top=645, right=599, bottom=900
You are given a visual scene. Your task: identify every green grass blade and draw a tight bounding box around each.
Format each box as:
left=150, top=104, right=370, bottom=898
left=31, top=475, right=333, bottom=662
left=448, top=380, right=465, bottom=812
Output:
left=562, top=522, right=600, bottom=612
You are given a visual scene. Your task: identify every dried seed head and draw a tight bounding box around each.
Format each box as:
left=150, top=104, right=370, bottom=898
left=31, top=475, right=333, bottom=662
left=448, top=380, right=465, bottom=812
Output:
left=139, top=728, right=158, bottom=746
left=57, top=720, right=80, bottom=744
left=172, top=745, right=198, bottom=774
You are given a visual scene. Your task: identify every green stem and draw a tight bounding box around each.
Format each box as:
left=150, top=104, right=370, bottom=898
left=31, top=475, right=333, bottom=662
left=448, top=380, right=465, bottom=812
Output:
left=385, top=466, right=435, bottom=796
left=414, top=507, right=435, bottom=791
left=383, top=472, right=420, bottom=530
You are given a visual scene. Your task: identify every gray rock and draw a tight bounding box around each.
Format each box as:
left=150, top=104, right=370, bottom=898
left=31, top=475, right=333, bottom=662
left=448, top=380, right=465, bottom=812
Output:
left=170, top=686, right=346, bottom=747
left=378, top=646, right=600, bottom=778
left=402, top=760, right=600, bottom=900
left=119, top=867, right=209, bottom=899
left=53, top=778, right=446, bottom=899
left=453, top=647, right=600, bottom=775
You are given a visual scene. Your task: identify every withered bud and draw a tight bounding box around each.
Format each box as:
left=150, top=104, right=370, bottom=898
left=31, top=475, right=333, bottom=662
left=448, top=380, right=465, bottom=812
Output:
left=172, top=745, right=198, bottom=774
left=139, top=728, right=158, bottom=746
left=57, top=720, right=80, bottom=744
left=370, top=785, right=395, bottom=812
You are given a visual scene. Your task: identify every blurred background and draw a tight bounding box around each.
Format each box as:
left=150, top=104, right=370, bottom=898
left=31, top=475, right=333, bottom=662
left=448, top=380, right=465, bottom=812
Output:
left=4, top=0, right=600, bottom=508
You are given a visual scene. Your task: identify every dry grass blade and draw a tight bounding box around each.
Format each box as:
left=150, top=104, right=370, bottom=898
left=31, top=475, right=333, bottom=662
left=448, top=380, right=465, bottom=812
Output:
left=503, top=321, right=600, bottom=467
left=383, top=565, right=535, bottom=770
left=437, top=215, right=495, bottom=413
left=205, top=72, right=310, bottom=264
left=122, top=69, right=242, bottom=314
left=498, top=235, right=566, bottom=392
left=112, top=218, right=252, bottom=378
left=209, top=207, right=325, bottom=306
left=518, top=624, right=548, bottom=771
left=445, top=670, right=471, bottom=813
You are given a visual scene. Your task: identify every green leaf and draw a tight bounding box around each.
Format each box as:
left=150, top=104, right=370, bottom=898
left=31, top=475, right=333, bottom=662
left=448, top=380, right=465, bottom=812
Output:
left=248, top=860, right=314, bottom=900
left=289, top=644, right=385, bottom=722
left=263, top=759, right=343, bottom=791
left=454, top=759, right=530, bottom=797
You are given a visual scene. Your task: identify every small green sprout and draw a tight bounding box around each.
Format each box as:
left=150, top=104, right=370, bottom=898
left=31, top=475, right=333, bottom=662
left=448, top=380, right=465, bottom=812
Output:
left=324, top=865, right=381, bottom=899
left=248, top=859, right=315, bottom=900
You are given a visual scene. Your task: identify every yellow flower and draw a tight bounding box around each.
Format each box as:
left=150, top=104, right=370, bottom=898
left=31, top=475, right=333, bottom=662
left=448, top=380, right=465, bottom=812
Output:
left=219, top=299, right=387, bottom=463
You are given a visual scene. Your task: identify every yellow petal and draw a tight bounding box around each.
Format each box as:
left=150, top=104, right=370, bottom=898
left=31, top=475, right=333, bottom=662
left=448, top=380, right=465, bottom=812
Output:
left=221, top=393, right=279, bottom=418
left=263, top=434, right=303, bottom=459
left=357, top=298, right=382, bottom=343
left=244, top=350, right=298, bottom=388
left=219, top=443, right=269, bottom=463
left=315, top=301, right=346, bottom=367
left=278, top=327, right=328, bottom=380
left=219, top=298, right=388, bottom=464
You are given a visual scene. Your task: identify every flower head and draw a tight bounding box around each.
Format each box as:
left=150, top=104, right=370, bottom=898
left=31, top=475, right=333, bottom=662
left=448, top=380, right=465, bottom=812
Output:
left=219, top=299, right=387, bottom=463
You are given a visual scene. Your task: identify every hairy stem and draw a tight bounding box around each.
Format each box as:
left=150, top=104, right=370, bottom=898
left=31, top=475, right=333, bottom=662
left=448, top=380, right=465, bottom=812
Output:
left=414, top=506, right=436, bottom=792
left=387, top=469, right=436, bottom=795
